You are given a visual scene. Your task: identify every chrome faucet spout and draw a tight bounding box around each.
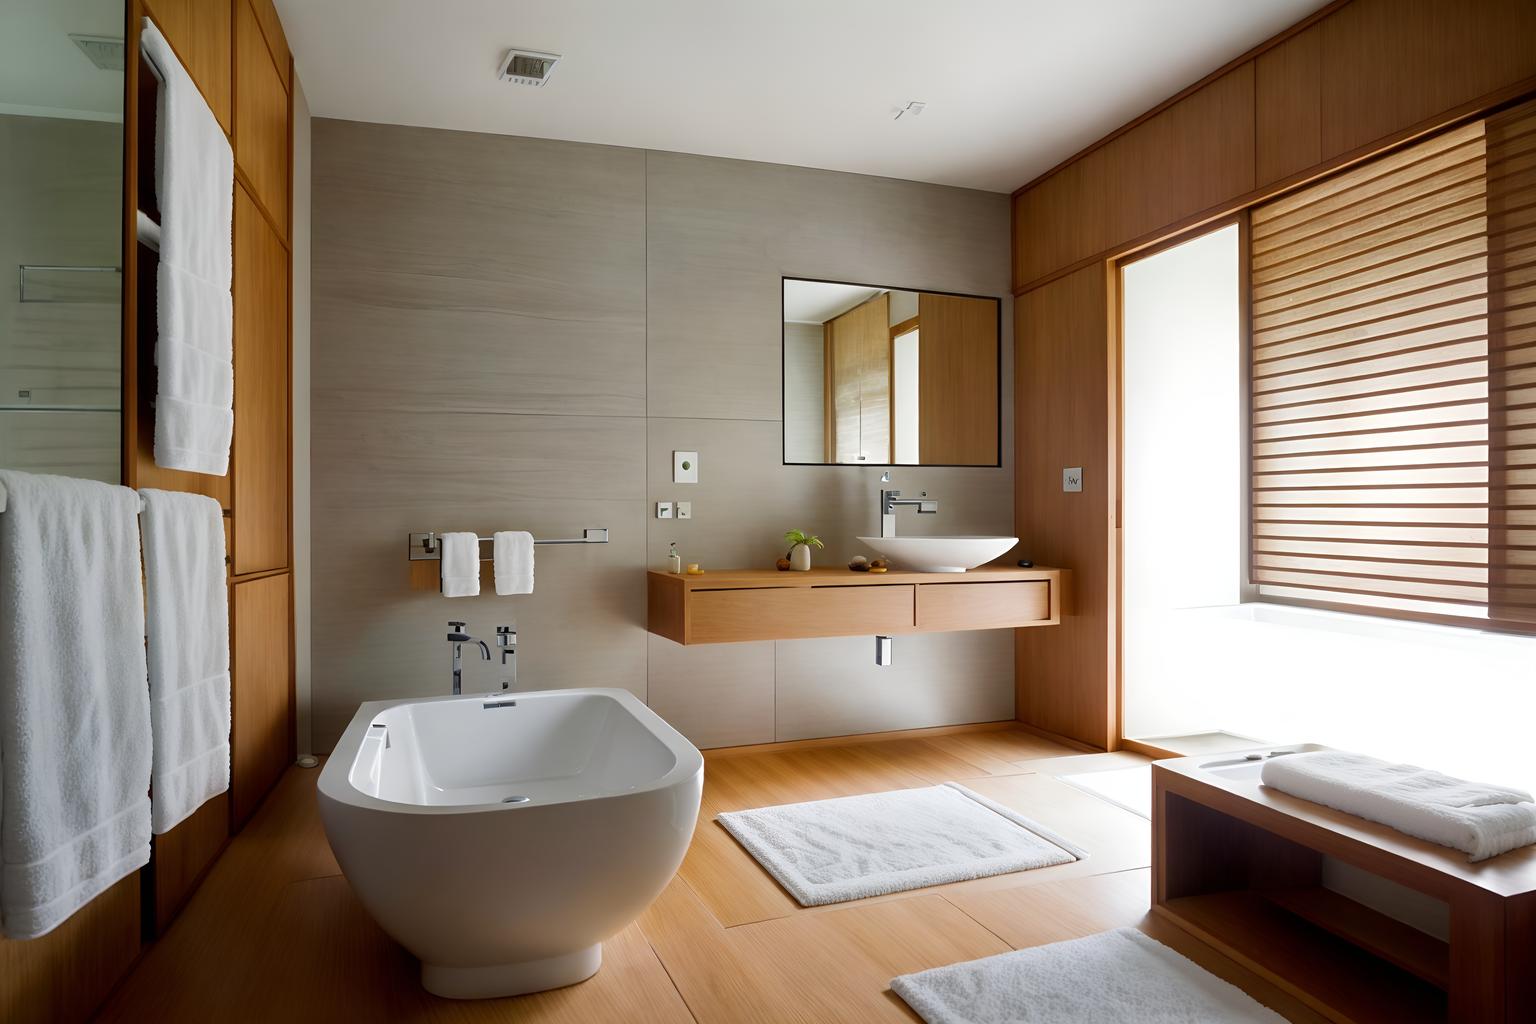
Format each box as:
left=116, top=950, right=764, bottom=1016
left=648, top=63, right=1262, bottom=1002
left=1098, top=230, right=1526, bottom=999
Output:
left=878, top=483, right=940, bottom=538
left=447, top=620, right=492, bottom=696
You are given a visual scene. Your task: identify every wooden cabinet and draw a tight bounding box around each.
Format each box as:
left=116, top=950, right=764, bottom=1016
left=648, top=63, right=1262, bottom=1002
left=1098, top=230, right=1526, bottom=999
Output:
left=232, top=573, right=292, bottom=827
left=232, top=184, right=289, bottom=575
left=151, top=796, right=229, bottom=932
left=917, top=580, right=1051, bottom=632
left=142, top=0, right=231, bottom=132
left=649, top=567, right=1061, bottom=645
left=0, top=874, right=140, bottom=1024
left=234, top=0, right=289, bottom=233
left=690, top=584, right=915, bottom=644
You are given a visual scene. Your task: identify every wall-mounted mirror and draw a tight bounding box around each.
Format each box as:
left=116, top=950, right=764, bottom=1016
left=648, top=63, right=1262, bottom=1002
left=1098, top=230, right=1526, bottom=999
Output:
left=782, top=277, right=999, bottom=467
left=0, top=0, right=125, bottom=483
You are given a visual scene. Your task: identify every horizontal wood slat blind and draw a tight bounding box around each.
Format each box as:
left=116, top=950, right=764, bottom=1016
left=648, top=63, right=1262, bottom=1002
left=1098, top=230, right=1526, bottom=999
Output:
left=1488, top=99, right=1536, bottom=630
left=1250, top=118, right=1495, bottom=624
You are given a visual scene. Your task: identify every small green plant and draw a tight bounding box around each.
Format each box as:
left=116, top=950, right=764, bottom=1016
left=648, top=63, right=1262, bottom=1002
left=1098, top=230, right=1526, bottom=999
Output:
left=783, top=529, right=825, bottom=557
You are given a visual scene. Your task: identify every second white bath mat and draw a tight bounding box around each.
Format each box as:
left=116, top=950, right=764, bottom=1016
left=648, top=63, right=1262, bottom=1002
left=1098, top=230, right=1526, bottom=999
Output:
left=891, top=928, right=1286, bottom=1024
left=717, top=782, right=1086, bottom=906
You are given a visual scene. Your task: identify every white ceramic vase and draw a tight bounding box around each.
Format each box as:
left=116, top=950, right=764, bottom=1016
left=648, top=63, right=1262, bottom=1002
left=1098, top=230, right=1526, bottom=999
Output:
left=790, top=544, right=811, bottom=571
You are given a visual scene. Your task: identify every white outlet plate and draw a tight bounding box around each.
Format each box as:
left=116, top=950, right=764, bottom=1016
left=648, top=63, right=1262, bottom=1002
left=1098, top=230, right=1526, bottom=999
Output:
left=1063, top=467, right=1083, bottom=492
left=656, top=501, right=673, bottom=519
left=677, top=501, right=692, bottom=519
left=673, top=451, right=698, bottom=483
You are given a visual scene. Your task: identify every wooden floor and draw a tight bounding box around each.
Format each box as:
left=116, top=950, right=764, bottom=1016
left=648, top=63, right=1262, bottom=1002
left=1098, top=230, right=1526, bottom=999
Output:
left=96, top=724, right=1326, bottom=1022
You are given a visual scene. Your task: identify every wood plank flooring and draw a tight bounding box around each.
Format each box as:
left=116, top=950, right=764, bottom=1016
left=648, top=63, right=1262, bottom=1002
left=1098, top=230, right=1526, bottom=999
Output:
left=96, top=724, right=1324, bottom=1022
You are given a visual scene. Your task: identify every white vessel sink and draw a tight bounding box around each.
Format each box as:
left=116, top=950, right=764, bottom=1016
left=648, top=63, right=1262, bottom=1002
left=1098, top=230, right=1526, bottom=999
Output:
left=856, top=535, right=1018, bottom=573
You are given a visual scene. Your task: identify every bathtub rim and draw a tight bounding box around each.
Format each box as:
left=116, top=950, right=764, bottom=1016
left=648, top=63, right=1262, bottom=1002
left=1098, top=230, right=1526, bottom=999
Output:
left=317, top=687, right=704, bottom=817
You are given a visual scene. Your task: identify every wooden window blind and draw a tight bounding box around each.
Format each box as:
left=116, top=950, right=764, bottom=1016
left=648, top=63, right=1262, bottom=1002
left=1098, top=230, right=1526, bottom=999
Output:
left=1248, top=98, right=1536, bottom=632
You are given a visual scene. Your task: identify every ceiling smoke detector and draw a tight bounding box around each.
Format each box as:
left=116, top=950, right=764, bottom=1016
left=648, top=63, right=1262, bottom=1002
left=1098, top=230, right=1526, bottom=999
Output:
left=70, top=34, right=125, bottom=71
left=497, top=48, right=561, bottom=87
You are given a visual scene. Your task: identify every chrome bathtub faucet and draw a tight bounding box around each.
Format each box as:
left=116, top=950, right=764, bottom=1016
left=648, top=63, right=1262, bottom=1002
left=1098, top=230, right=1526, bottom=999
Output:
left=447, top=620, right=491, bottom=696
left=496, top=625, right=517, bottom=691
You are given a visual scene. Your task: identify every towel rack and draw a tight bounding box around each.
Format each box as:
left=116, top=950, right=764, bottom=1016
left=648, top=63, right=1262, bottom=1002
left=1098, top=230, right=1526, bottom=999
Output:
left=407, top=529, right=608, bottom=562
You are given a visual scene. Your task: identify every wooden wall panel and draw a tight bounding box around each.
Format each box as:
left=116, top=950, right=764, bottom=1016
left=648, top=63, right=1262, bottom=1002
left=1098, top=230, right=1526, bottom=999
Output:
left=1012, top=65, right=1255, bottom=289
left=232, top=574, right=293, bottom=828
left=1009, top=0, right=1536, bottom=749
left=234, top=0, right=289, bottom=234
left=1319, top=0, right=1536, bottom=160
left=1013, top=265, right=1114, bottom=747
left=1255, top=25, right=1322, bottom=188
left=142, top=0, right=231, bottom=133
left=232, top=184, right=290, bottom=574
left=917, top=292, right=999, bottom=465
left=0, top=875, right=140, bottom=1024
left=151, top=795, right=229, bottom=933
left=247, top=0, right=292, bottom=91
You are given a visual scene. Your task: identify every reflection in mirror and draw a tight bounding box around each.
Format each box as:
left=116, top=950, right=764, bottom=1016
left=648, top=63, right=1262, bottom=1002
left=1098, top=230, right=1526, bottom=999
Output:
left=782, top=277, right=999, bottom=466
left=0, top=0, right=125, bottom=483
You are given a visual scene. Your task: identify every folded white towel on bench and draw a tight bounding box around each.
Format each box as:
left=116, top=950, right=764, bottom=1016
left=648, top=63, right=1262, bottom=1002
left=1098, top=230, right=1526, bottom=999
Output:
left=1261, top=750, right=1536, bottom=862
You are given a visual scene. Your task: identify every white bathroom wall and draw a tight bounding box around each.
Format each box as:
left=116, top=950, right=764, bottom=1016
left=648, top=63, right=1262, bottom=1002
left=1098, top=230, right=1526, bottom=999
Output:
left=782, top=321, right=824, bottom=463
left=309, top=119, right=1012, bottom=750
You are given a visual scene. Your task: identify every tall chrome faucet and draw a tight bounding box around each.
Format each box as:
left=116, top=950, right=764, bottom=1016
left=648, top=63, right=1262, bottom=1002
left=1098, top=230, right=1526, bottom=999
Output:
left=447, top=620, right=491, bottom=696
left=878, top=472, right=938, bottom=538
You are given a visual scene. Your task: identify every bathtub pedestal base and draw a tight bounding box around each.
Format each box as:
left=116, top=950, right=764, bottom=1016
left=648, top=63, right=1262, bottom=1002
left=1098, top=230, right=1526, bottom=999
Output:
left=422, top=944, right=602, bottom=999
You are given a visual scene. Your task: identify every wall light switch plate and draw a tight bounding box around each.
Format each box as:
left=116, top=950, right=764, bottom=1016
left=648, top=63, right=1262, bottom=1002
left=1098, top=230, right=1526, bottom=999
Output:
left=1063, top=467, right=1083, bottom=492
left=656, top=501, right=673, bottom=519
left=676, top=501, right=692, bottom=519
left=673, top=451, right=698, bottom=483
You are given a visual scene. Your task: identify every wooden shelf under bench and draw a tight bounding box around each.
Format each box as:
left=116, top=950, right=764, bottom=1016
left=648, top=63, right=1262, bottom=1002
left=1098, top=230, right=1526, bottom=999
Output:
left=1152, top=753, right=1536, bottom=1023
left=646, top=565, right=1061, bottom=645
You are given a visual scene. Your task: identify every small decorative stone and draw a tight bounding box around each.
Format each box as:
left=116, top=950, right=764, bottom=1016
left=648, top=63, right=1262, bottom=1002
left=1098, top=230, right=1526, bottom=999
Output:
left=775, top=557, right=792, bottom=571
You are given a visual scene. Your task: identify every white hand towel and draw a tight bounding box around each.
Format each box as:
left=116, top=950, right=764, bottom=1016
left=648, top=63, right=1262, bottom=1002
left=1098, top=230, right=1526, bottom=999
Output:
left=139, top=489, right=231, bottom=834
left=493, top=531, right=535, bottom=596
left=1262, top=750, right=1536, bottom=862
left=0, top=471, right=152, bottom=940
left=440, top=533, right=480, bottom=598
left=141, top=19, right=235, bottom=477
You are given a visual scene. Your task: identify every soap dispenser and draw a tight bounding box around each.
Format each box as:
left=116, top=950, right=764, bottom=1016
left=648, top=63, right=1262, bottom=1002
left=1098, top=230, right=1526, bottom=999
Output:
left=668, top=541, right=682, bottom=574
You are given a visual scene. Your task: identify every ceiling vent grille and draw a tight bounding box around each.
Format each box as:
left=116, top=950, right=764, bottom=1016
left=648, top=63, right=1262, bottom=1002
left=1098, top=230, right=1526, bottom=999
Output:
left=497, top=49, right=561, bottom=87
left=70, top=34, right=125, bottom=71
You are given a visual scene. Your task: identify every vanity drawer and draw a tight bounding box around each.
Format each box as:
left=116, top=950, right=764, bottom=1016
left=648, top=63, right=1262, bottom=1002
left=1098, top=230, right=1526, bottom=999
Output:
left=688, top=584, right=915, bottom=644
left=916, top=580, right=1054, bottom=631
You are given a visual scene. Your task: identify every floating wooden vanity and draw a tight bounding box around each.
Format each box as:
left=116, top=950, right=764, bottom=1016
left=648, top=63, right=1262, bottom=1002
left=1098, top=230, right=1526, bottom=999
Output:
left=646, top=565, right=1061, bottom=645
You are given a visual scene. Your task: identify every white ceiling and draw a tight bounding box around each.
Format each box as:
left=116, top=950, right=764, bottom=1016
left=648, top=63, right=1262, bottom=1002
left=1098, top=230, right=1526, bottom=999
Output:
left=0, top=0, right=124, bottom=121
left=275, top=0, right=1328, bottom=194
left=783, top=281, right=882, bottom=325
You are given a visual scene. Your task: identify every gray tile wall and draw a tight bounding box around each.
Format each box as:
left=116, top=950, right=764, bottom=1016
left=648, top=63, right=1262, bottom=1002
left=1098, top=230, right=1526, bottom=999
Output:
left=311, top=118, right=1013, bottom=751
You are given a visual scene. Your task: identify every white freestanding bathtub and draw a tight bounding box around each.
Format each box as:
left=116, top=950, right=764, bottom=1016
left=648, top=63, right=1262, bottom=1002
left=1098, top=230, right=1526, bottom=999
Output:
left=317, top=687, right=703, bottom=999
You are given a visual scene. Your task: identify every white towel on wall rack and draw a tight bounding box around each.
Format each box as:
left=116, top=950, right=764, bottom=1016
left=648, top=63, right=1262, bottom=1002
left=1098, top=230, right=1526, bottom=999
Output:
left=0, top=471, right=152, bottom=939
left=141, top=18, right=234, bottom=477
left=140, top=489, right=231, bottom=834
left=440, top=532, right=480, bottom=598
left=494, top=531, right=534, bottom=595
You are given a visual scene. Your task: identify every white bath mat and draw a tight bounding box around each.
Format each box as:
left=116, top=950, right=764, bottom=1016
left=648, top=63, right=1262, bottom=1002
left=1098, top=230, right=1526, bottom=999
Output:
left=716, top=782, right=1086, bottom=907
left=1059, top=765, right=1153, bottom=819
left=892, top=928, right=1287, bottom=1024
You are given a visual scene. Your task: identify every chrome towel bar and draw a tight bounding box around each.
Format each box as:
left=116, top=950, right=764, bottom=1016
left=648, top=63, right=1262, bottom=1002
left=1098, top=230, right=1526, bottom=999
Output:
left=407, top=529, right=608, bottom=561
